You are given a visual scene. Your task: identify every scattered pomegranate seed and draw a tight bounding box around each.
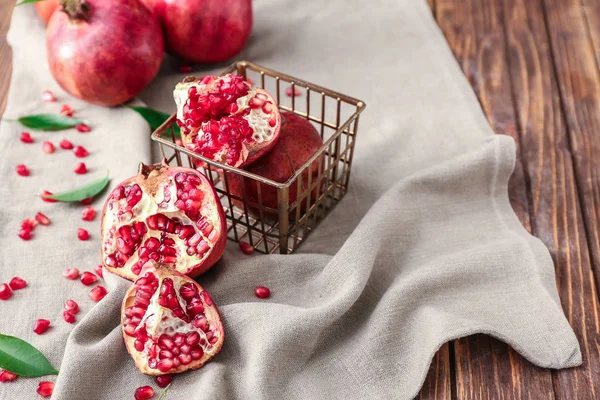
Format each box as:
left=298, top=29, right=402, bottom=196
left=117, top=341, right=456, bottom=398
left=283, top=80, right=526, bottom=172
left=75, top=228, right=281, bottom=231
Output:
left=59, top=139, right=74, bottom=149
left=64, top=299, right=79, bottom=314
left=20, top=132, right=34, bottom=143
left=0, top=284, right=12, bottom=300
left=94, top=264, right=103, bottom=278
left=21, top=217, right=37, bottom=230
left=9, top=277, right=27, bottom=290
left=254, top=286, right=271, bottom=299
left=77, top=228, right=90, bottom=241
left=15, top=164, right=30, bottom=176
left=18, top=229, right=32, bottom=240
left=76, top=123, right=90, bottom=133
left=179, top=64, right=193, bottom=73
left=134, top=385, right=154, bottom=400
left=73, top=146, right=89, bottom=158
left=285, top=85, right=301, bottom=97
left=239, top=241, right=254, bottom=255
left=42, top=141, right=55, bottom=154
left=60, top=104, right=73, bottom=117
left=36, top=381, right=54, bottom=398
left=63, top=311, right=76, bottom=324
left=42, top=90, right=56, bottom=102
left=74, top=162, right=87, bottom=174
left=80, top=271, right=97, bottom=286
left=89, top=286, right=108, bottom=302
left=81, top=207, right=96, bottom=221
left=63, top=268, right=80, bottom=280
left=41, top=190, right=57, bottom=203
left=80, top=197, right=93, bottom=205
left=35, top=212, right=51, bottom=226
left=33, top=319, right=51, bottom=334
left=0, top=370, right=17, bottom=382
left=154, top=374, right=173, bottom=388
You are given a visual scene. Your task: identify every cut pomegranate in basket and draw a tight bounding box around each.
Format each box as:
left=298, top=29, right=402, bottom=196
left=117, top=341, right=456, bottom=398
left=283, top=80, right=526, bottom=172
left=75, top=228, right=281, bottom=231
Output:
left=101, top=163, right=226, bottom=281
left=122, top=262, right=224, bottom=375
left=174, top=74, right=281, bottom=168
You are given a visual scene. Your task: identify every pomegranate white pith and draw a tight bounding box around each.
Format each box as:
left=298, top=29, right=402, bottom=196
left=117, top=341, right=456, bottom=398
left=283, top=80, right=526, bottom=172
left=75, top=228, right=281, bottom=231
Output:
left=101, top=163, right=226, bottom=280
left=122, top=262, right=224, bottom=375
left=174, top=73, right=281, bottom=168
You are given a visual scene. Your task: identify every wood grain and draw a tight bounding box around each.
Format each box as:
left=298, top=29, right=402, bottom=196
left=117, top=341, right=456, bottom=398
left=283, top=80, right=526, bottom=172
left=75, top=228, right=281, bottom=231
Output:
left=0, top=0, right=13, bottom=116
left=417, top=343, right=452, bottom=400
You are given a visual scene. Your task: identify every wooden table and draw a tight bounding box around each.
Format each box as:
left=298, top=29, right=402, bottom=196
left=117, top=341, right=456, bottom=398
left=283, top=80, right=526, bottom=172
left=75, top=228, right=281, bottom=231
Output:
left=1, top=1, right=599, bottom=398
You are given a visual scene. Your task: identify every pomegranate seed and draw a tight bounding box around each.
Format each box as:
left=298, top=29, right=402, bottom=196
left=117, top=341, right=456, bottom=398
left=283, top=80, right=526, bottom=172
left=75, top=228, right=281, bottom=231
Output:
left=239, top=241, right=254, bottom=255
left=80, top=197, right=93, bottom=205
left=254, top=286, right=271, bottom=299
left=20, top=132, right=34, bottom=143
left=9, top=277, right=27, bottom=290
left=154, top=374, right=173, bottom=388
left=89, top=286, right=108, bottom=302
left=80, top=271, right=97, bottom=286
left=35, top=212, right=51, bottom=226
left=42, top=141, right=55, bottom=154
left=63, top=311, right=76, bottom=324
left=63, top=268, right=80, bottom=280
left=42, top=90, right=56, bottom=102
left=0, top=284, right=12, bottom=300
left=18, top=229, right=32, bottom=240
left=81, top=207, right=96, bottom=221
left=76, top=123, right=90, bottom=133
left=33, top=319, right=51, bottom=334
left=179, top=64, right=193, bottom=73
left=0, top=370, right=17, bottom=382
left=60, top=104, right=73, bottom=117
left=94, top=264, right=103, bottom=278
left=59, top=139, right=74, bottom=149
left=134, top=385, right=154, bottom=400
left=41, top=190, right=57, bottom=203
left=15, top=164, right=29, bottom=176
left=77, top=228, right=90, bottom=241
left=64, top=299, right=79, bottom=314
left=74, top=162, right=87, bottom=174
left=36, top=381, right=54, bottom=398
left=21, top=218, right=37, bottom=230
left=74, top=146, right=89, bottom=157
left=285, top=85, right=301, bottom=97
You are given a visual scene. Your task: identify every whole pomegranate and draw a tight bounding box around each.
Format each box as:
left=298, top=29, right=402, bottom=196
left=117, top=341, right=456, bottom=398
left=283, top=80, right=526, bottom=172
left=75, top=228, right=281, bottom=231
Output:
left=101, top=163, right=227, bottom=281
left=46, top=0, right=164, bottom=107
left=122, top=262, right=224, bottom=375
left=35, top=0, right=59, bottom=25
left=150, top=0, right=252, bottom=63
left=228, top=112, right=324, bottom=216
left=174, top=74, right=281, bottom=168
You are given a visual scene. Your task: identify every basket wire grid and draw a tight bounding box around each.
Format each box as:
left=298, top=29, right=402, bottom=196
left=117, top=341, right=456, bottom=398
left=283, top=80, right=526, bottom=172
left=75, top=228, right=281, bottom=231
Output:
left=152, top=61, right=366, bottom=254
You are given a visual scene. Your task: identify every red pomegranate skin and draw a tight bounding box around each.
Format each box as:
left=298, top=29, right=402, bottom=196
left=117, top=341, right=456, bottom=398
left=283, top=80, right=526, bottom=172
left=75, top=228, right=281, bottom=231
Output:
left=151, top=0, right=252, bottom=63
left=35, top=0, right=59, bottom=25
left=46, top=0, right=164, bottom=107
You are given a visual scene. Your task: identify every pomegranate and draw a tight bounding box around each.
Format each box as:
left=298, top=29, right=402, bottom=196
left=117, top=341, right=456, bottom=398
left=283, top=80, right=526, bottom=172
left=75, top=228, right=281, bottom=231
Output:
left=46, top=0, right=164, bottom=107
left=121, top=262, right=224, bottom=375
left=150, top=0, right=252, bottom=63
left=228, top=112, right=324, bottom=216
left=101, top=163, right=226, bottom=280
left=174, top=74, right=281, bottom=168
left=35, top=0, right=59, bottom=25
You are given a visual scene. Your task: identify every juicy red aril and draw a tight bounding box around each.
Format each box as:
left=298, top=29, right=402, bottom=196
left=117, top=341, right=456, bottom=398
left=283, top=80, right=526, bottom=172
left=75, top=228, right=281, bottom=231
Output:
left=20, top=132, right=34, bottom=143
left=94, top=264, right=104, bottom=278
left=60, top=139, right=74, bottom=149
left=179, top=65, right=192, bottom=73
left=90, top=286, right=108, bottom=302
left=63, top=311, right=76, bottom=324
left=35, top=212, right=51, bottom=226
left=9, top=277, right=27, bottom=290
left=74, top=146, right=89, bottom=158
left=254, top=286, right=271, bottom=299
left=37, top=381, right=54, bottom=398
left=77, top=228, right=90, bottom=241
left=18, top=229, right=32, bottom=240
left=154, top=374, right=173, bottom=388
left=63, top=268, right=80, bottom=280
left=80, top=271, right=97, bottom=286
left=0, top=284, right=12, bottom=300
left=239, top=241, right=254, bottom=255
left=285, top=85, right=301, bottom=97
left=21, top=218, right=37, bottom=230
left=33, top=319, right=51, bottom=334
left=60, top=104, right=73, bottom=117
left=134, top=386, right=154, bottom=400
left=42, top=90, right=56, bottom=102
left=41, top=190, right=57, bottom=203
left=80, top=197, right=93, bottom=205
left=82, top=207, right=96, bottom=221
left=64, top=299, right=79, bottom=314
left=74, top=162, right=87, bottom=174
left=15, top=164, right=29, bottom=176
left=42, top=141, right=55, bottom=154
left=76, top=123, right=91, bottom=133
left=0, top=370, right=17, bottom=382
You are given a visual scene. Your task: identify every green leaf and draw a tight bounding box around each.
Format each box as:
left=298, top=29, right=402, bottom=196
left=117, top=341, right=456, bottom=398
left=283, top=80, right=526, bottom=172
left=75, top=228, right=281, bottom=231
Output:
left=158, top=383, right=171, bottom=400
left=126, top=106, right=180, bottom=138
left=43, top=174, right=110, bottom=202
left=0, top=334, right=58, bottom=377
left=15, top=0, right=45, bottom=6
left=18, top=114, right=86, bottom=131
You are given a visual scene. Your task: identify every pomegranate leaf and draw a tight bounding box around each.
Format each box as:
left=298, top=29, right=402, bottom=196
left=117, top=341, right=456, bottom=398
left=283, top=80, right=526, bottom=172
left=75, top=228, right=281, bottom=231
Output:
left=18, top=114, right=86, bottom=131
left=158, top=384, right=172, bottom=400
left=126, top=106, right=181, bottom=138
left=15, top=0, right=45, bottom=5
left=0, top=334, right=59, bottom=377
left=43, top=174, right=110, bottom=202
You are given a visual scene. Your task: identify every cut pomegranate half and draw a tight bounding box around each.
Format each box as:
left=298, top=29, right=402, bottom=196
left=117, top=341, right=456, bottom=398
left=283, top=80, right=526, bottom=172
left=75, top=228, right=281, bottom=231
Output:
left=122, top=262, right=224, bottom=375
left=174, top=74, right=281, bottom=168
left=101, top=163, right=226, bottom=280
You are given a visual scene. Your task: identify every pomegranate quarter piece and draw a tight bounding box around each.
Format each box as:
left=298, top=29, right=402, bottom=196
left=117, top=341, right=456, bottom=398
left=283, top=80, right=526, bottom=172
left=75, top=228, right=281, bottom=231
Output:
left=174, top=74, right=281, bottom=168
left=101, top=163, right=226, bottom=280
left=122, top=262, right=224, bottom=375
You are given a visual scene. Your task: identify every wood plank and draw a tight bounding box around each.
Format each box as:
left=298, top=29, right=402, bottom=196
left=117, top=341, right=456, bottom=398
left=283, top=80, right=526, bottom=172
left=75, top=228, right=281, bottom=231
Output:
left=427, top=0, right=435, bottom=15
left=0, top=0, right=13, bottom=116
left=418, top=343, right=452, bottom=400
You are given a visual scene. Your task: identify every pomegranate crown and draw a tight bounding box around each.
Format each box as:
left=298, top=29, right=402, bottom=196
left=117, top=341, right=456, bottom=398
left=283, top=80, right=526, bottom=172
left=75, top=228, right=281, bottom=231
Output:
left=60, top=0, right=92, bottom=21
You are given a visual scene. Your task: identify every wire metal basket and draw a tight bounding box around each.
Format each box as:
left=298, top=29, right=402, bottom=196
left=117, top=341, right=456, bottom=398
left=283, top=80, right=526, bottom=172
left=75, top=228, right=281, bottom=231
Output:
left=151, top=61, right=366, bottom=254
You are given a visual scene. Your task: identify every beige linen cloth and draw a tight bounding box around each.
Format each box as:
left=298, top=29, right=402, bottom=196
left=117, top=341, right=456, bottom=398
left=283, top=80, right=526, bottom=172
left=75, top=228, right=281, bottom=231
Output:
left=0, top=1, right=580, bottom=399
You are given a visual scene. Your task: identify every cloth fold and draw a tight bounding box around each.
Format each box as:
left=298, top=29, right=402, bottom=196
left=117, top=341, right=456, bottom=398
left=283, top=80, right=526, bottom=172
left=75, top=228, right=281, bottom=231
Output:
left=0, top=1, right=580, bottom=399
